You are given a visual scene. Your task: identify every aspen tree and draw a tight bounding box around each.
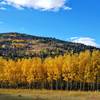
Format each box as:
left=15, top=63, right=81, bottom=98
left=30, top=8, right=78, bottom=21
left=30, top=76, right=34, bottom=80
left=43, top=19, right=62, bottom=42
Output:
left=92, top=50, right=100, bottom=90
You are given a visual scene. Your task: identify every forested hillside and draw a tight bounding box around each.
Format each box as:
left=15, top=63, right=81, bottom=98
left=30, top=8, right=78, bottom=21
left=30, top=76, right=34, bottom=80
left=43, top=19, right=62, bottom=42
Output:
left=0, top=32, right=100, bottom=91
left=0, top=32, right=99, bottom=59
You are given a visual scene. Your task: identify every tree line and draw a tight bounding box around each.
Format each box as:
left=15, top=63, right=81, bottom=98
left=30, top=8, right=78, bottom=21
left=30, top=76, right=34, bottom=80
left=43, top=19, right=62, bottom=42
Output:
left=0, top=50, right=100, bottom=91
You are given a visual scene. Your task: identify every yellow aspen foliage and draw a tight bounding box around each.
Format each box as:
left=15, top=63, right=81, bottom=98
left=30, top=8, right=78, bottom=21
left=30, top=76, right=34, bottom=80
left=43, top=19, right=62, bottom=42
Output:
left=92, top=50, right=100, bottom=83
left=78, top=51, right=89, bottom=83
left=27, top=58, right=43, bottom=84
left=84, top=51, right=92, bottom=83
left=21, top=58, right=32, bottom=83
left=0, top=50, right=99, bottom=90
left=4, top=60, right=16, bottom=85
left=62, top=54, right=72, bottom=82
left=0, top=58, right=6, bottom=82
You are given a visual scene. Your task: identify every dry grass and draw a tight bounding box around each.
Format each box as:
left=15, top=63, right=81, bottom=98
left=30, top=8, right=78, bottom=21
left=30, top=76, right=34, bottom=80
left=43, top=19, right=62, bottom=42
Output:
left=0, top=89, right=100, bottom=100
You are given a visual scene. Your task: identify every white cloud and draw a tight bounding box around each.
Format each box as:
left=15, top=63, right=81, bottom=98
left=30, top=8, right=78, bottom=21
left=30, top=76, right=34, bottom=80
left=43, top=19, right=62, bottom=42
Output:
left=0, top=0, right=72, bottom=11
left=0, top=6, right=6, bottom=10
left=63, top=6, right=72, bottom=10
left=70, top=37, right=100, bottom=47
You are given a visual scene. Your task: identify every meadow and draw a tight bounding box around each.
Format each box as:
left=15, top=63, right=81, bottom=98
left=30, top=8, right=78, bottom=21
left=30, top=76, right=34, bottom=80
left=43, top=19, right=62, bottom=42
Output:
left=0, top=89, right=100, bottom=100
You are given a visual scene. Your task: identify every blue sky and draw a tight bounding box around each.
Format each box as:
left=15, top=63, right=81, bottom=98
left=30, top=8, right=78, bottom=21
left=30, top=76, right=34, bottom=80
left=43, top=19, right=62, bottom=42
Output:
left=0, top=0, right=100, bottom=47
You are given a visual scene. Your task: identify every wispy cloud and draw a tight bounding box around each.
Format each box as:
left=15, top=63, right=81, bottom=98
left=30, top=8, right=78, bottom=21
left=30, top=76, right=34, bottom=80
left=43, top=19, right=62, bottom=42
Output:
left=0, top=6, right=6, bottom=10
left=69, top=37, right=100, bottom=48
left=0, top=0, right=72, bottom=11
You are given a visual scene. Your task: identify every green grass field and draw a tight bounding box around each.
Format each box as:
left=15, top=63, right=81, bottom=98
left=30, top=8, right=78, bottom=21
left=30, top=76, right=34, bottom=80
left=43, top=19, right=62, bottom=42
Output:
left=0, top=89, right=100, bottom=100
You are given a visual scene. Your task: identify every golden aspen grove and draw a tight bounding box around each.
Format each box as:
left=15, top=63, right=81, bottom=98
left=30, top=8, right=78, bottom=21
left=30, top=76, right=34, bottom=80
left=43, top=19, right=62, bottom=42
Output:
left=0, top=50, right=100, bottom=91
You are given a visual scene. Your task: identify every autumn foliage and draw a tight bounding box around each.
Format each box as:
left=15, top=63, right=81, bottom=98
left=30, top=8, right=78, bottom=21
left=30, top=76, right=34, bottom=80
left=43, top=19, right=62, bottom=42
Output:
left=0, top=50, right=100, bottom=91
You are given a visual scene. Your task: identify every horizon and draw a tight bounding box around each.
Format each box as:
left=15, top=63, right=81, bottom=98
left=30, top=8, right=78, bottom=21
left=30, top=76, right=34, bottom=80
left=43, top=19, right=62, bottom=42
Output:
left=0, top=0, right=100, bottom=47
